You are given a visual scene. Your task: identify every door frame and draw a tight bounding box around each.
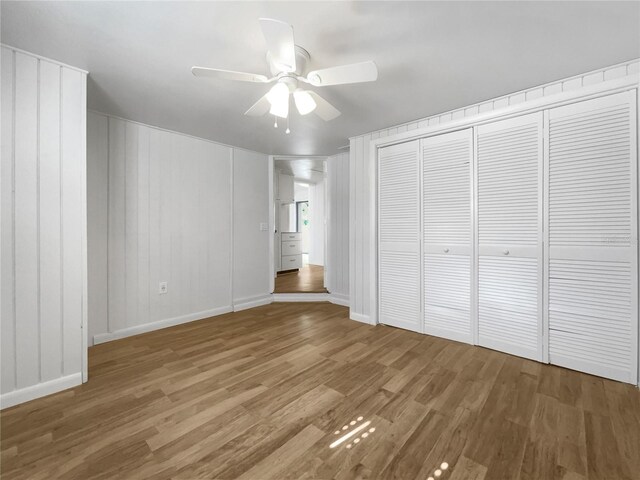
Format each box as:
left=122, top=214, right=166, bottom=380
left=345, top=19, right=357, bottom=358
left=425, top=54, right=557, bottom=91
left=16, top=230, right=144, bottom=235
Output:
left=269, top=155, right=329, bottom=290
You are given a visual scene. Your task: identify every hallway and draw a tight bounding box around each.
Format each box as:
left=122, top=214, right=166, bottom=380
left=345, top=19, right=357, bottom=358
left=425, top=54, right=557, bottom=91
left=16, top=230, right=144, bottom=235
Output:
left=274, top=264, right=327, bottom=293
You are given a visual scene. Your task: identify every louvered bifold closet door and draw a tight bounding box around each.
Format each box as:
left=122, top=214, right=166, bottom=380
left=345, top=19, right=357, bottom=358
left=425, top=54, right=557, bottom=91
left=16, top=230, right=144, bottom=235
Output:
left=422, top=129, right=473, bottom=343
left=547, top=91, right=638, bottom=384
left=476, top=113, right=543, bottom=361
left=378, top=140, right=421, bottom=332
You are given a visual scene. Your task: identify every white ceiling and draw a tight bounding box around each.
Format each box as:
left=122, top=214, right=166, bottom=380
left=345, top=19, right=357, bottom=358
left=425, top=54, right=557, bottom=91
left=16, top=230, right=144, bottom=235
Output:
left=2, top=1, right=638, bottom=156
left=275, top=157, right=326, bottom=184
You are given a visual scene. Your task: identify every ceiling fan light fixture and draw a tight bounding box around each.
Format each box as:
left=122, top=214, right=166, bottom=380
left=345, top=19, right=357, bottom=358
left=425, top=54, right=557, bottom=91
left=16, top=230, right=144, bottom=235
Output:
left=293, top=89, right=317, bottom=115
left=267, top=82, right=289, bottom=118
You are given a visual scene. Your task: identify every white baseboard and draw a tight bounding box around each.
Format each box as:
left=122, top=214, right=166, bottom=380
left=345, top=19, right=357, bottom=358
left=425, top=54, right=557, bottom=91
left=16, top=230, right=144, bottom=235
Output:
left=329, top=293, right=350, bottom=307
left=272, top=293, right=330, bottom=302
left=350, top=312, right=374, bottom=325
left=93, top=306, right=233, bottom=345
left=1, top=373, right=82, bottom=410
left=233, top=294, right=273, bottom=311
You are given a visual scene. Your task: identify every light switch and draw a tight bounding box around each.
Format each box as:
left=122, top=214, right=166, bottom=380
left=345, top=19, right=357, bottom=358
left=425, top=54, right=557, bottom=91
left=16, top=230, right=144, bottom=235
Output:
left=260, top=223, right=269, bottom=231
left=159, top=282, right=168, bottom=294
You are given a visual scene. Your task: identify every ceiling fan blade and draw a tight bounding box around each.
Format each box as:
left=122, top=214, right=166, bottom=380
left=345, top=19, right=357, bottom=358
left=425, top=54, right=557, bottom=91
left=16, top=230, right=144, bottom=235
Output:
left=306, top=61, right=378, bottom=86
left=192, top=66, right=269, bottom=83
left=307, top=92, right=341, bottom=121
left=244, top=93, right=272, bottom=116
left=259, top=18, right=296, bottom=72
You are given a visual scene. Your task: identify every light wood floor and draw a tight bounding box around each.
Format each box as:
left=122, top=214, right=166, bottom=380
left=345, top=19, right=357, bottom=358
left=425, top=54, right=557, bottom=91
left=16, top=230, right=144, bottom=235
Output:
left=1, top=303, right=639, bottom=480
left=274, top=264, right=327, bottom=293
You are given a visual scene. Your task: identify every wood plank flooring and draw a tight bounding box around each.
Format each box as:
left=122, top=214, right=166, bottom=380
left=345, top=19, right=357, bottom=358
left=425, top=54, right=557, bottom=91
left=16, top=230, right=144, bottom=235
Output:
left=1, top=302, right=639, bottom=480
left=274, top=264, right=327, bottom=293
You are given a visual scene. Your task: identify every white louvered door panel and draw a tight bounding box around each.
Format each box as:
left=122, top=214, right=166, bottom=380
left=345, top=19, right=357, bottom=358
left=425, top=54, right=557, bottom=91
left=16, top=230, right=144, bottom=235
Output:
left=476, top=112, right=543, bottom=361
left=378, top=140, right=421, bottom=332
left=547, top=91, right=638, bottom=384
left=422, top=129, right=473, bottom=343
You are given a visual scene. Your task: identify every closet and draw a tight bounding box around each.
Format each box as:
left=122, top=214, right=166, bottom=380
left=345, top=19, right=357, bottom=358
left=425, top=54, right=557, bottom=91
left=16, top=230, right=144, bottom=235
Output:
left=377, top=90, right=638, bottom=384
left=546, top=92, right=637, bottom=383
left=378, top=140, right=421, bottom=332
left=422, top=129, right=473, bottom=344
left=476, top=113, right=543, bottom=361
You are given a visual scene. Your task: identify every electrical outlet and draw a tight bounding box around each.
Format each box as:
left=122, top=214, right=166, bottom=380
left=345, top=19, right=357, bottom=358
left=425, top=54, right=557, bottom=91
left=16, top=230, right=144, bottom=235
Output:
left=260, top=222, right=268, bottom=231
left=159, top=281, right=168, bottom=294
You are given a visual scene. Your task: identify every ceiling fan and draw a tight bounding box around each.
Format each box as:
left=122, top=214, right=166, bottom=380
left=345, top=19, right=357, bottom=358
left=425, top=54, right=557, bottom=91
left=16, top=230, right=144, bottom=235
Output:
left=191, top=18, right=378, bottom=128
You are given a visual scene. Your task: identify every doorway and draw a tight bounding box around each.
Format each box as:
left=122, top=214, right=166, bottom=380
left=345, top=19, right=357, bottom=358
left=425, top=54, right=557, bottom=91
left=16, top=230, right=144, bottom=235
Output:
left=272, top=157, right=328, bottom=293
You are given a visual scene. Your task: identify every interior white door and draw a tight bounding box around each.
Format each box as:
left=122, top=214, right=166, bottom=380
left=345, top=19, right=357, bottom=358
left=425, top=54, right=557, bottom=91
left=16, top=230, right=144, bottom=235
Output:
left=476, top=112, right=543, bottom=361
left=546, top=91, right=638, bottom=384
left=422, top=129, right=473, bottom=343
left=378, top=140, right=421, bottom=332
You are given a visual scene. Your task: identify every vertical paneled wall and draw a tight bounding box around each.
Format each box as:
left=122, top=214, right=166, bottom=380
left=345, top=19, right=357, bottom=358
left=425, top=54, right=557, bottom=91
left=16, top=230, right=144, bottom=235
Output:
left=233, top=149, right=271, bottom=308
left=349, top=59, right=639, bottom=324
left=349, top=136, right=373, bottom=322
left=87, top=112, right=271, bottom=344
left=327, top=153, right=350, bottom=303
left=309, top=179, right=325, bottom=266
left=1, top=46, right=87, bottom=408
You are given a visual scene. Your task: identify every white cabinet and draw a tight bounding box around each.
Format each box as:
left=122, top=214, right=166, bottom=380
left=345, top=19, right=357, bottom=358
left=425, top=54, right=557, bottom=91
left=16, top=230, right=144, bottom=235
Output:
left=277, top=173, right=295, bottom=204
left=280, top=232, right=302, bottom=271
left=422, top=129, right=473, bottom=343
left=546, top=91, right=638, bottom=383
left=282, top=254, right=302, bottom=269
left=378, top=140, right=421, bottom=333
left=476, top=112, right=543, bottom=361
left=282, top=240, right=302, bottom=255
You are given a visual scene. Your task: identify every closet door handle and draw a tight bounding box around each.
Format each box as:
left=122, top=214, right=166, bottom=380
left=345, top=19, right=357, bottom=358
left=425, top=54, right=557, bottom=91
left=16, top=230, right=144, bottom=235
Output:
left=444, top=248, right=450, bottom=253
left=503, top=250, right=510, bottom=255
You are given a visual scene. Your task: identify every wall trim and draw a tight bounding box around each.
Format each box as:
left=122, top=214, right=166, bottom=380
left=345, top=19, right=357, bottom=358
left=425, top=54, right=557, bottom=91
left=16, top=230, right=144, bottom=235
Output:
left=349, top=58, right=639, bottom=142
left=365, top=75, right=638, bottom=152
left=349, top=312, right=373, bottom=325
left=92, top=306, right=233, bottom=344
left=0, top=373, right=82, bottom=410
left=272, top=293, right=331, bottom=302
left=0, top=44, right=89, bottom=74
left=329, top=293, right=350, bottom=307
left=233, top=294, right=273, bottom=312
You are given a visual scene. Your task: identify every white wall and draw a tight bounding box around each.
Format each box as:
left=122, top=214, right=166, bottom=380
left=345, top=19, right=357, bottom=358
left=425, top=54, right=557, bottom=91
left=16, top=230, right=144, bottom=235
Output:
left=326, top=153, right=349, bottom=304
left=1, top=46, right=87, bottom=408
left=348, top=58, right=640, bottom=324
left=294, top=182, right=309, bottom=202
left=87, top=112, right=270, bottom=344
left=233, top=149, right=271, bottom=309
left=87, top=113, right=109, bottom=342
left=309, top=180, right=325, bottom=266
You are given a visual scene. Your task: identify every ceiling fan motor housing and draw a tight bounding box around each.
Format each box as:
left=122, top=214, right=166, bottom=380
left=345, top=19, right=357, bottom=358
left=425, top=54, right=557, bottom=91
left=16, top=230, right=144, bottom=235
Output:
left=279, top=75, right=299, bottom=92
left=267, top=45, right=310, bottom=76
